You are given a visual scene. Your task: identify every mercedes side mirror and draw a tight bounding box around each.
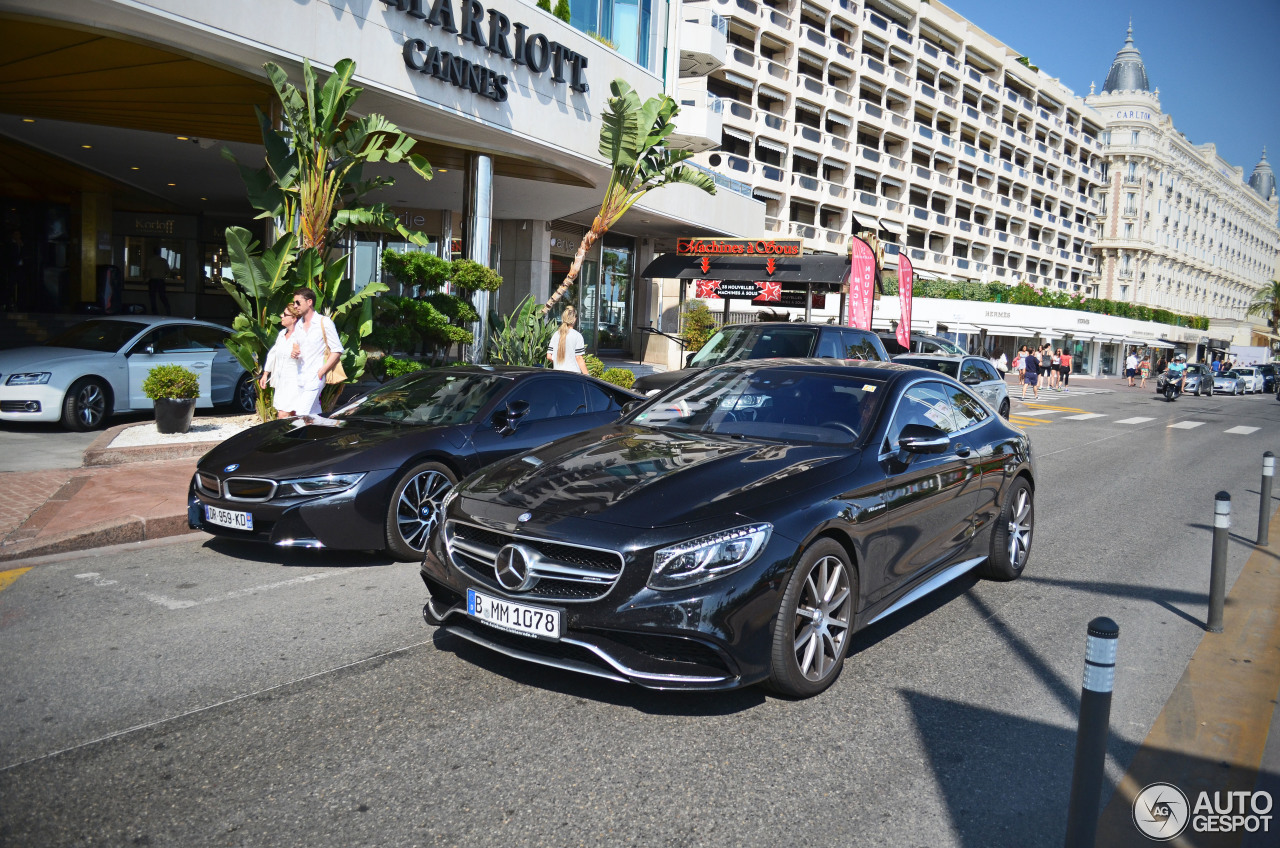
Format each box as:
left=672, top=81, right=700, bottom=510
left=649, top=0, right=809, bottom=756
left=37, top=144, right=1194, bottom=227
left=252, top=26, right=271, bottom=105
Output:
left=897, top=423, right=950, bottom=454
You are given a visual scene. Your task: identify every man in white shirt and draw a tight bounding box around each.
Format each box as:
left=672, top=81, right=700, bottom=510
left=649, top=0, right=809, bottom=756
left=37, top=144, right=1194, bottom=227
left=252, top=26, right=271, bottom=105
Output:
left=1125, top=351, right=1139, bottom=387
left=288, top=287, right=343, bottom=415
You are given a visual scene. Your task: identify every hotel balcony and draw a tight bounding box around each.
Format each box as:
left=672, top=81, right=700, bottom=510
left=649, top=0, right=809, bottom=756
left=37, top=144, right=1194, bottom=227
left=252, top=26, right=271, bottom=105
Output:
left=671, top=85, right=724, bottom=153
left=680, top=5, right=728, bottom=77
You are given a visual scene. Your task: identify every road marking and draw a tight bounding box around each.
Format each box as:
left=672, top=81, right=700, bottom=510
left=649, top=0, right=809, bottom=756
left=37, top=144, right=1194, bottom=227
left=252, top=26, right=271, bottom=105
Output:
left=75, top=569, right=352, bottom=610
left=1115, top=417, right=1155, bottom=424
left=0, top=568, right=31, bottom=593
left=1008, top=417, right=1047, bottom=426
left=1021, top=402, right=1087, bottom=413
left=1061, top=413, right=1105, bottom=420
left=1224, top=425, right=1261, bottom=435
left=1167, top=421, right=1205, bottom=429
left=1013, top=408, right=1058, bottom=417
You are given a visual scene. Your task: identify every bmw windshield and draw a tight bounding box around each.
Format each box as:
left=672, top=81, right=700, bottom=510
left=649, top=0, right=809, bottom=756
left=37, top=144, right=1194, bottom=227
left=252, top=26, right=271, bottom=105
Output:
left=334, top=371, right=508, bottom=425
left=627, top=367, right=885, bottom=445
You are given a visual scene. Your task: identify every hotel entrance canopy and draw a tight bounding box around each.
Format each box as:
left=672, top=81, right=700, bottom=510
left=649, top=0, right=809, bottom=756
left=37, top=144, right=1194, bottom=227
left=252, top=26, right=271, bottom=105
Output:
left=640, top=252, right=851, bottom=289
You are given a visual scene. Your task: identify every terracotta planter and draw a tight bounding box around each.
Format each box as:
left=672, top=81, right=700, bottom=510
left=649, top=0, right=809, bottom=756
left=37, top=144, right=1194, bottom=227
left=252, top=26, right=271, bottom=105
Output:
left=154, top=397, right=197, bottom=434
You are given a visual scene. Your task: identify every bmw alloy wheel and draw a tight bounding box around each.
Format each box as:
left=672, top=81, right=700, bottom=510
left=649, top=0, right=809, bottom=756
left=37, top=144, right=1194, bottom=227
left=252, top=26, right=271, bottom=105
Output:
left=387, top=464, right=456, bottom=560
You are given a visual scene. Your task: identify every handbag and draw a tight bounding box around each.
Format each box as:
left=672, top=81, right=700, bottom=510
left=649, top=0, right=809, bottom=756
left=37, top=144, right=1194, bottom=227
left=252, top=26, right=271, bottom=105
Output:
left=321, top=316, right=347, bottom=385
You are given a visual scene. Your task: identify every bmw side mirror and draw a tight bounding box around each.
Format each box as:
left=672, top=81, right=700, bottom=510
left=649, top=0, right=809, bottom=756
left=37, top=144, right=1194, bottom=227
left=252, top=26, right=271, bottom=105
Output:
left=897, top=423, right=951, bottom=454
left=492, top=400, right=530, bottom=434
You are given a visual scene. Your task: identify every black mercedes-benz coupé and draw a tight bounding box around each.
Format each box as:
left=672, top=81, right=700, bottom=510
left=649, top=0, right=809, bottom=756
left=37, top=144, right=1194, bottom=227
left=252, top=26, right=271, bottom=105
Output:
left=420, top=360, right=1035, bottom=697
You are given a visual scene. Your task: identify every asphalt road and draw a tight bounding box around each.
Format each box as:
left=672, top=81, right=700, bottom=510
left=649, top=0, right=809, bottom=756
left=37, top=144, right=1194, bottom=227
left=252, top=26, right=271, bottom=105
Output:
left=2, top=382, right=1278, bottom=847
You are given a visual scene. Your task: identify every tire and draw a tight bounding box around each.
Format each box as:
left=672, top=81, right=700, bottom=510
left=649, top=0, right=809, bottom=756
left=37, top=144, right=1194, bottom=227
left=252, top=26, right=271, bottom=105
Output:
left=978, top=477, right=1033, bottom=581
left=232, top=373, right=257, bottom=414
left=1164, top=385, right=1175, bottom=401
left=998, top=398, right=1010, bottom=419
left=384, top=461, right=457, bottom=561
left=766, top=538, right=856, bottom=698
left=61, top=377, right=111, bottom=431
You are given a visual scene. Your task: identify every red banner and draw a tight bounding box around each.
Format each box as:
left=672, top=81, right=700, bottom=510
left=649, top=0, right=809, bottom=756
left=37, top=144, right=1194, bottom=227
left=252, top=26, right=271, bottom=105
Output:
left=897, top=254, right=914, bottom=351
left=695, top=279, right=720, bottom=299
left=847, top=236, right=877, bottom=330
left=751, top=281, right=782, bottom=302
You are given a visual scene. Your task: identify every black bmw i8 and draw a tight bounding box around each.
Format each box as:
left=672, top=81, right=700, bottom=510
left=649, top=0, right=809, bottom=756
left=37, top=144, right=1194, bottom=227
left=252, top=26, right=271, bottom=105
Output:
left=420, top=359, right=1035, bottom=697
left=189, top=366, right=640, bottom=560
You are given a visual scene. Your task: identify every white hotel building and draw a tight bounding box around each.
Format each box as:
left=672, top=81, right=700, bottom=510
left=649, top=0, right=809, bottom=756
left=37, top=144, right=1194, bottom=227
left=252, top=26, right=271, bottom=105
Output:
left=681, top=0, right=1109, bottom=294
left=1086, top=28, right=1280, bottom=348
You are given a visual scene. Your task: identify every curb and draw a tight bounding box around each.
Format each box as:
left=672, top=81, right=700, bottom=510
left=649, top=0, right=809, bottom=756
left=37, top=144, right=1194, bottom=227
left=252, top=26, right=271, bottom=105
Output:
left=0, top=513, right=198, bottom=563
left=83, top=422, right=226, bottom=466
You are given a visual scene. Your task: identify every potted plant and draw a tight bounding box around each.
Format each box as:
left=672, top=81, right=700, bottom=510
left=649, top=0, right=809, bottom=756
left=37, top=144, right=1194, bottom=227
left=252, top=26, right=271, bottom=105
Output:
left=142, top=364, right=200, bottom=434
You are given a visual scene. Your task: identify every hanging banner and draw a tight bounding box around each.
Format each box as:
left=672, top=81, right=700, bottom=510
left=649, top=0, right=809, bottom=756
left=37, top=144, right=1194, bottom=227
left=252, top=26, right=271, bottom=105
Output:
left=694, top=280, right=771, bottom=299
left=897, top=254, right=914, bottom=351
left=847, top=236, right=877, bottom=330
left=750, top=281, right=782, bottom=303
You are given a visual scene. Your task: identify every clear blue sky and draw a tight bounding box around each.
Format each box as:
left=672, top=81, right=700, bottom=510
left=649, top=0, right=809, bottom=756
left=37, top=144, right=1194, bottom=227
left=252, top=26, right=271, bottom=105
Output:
left=942, top=0, right=1280, bottom=177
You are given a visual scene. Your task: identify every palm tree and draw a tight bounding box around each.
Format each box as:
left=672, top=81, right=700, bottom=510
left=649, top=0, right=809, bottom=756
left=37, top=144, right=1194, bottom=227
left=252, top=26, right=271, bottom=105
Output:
left=540, top=79, right=716, bottom=318
left=1246, top=279, right=1280, bottom=333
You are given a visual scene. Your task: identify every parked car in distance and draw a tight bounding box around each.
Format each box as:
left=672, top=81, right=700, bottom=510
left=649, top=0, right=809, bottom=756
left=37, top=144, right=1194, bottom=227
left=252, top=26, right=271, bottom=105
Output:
left=1212, top=370, right=1247, bottom=395
left=632, top=322, right=888, bottom=395
left=894, top=353, right=1011, bottom=418
left=1156, top=363, right=1212, bottom=396
left=876, top=331, right=966, bottom=357
left=0, top=316, right=253, bottom=430
left=1255, top=363, right=1276, bottom=393
left=421, top=360, right=1035, bottom=697
left=189, top=367, right=640, bottom=560
left=1233, top=366, right=1264, bottom=393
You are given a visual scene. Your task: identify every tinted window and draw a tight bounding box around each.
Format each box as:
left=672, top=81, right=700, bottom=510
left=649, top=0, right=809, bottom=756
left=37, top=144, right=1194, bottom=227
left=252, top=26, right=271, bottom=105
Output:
left=334, top=371, right=509, bottom=425
left=585, top=382, right=623, bottom=413
left=140, top=325, right=218, bottom=353
left=948, top=387, right=990, bottom=427
left=688, top=325, right=819, bottom=368
left=505, top=379, right=587, bottom=421
left=46, top=320, right=147, bottom=352
left=878, top=333, right=908, bottom=356
left=974, top=360, right=1001, bottom=382
left=960, top=359, right=989, bottom=383
left=815, top=329, right=844, bottom=359
left=897, top=357, right=959, bottom=378
left=186, top=325, right=230, bottom=350
left=840, top=330, right=886, bottom=361
left=885, top=381, right=958, bottom=450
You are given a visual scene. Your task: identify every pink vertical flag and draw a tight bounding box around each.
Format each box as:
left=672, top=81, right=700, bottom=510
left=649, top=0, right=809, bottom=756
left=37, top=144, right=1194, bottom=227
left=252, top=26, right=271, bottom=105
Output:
left=847, top=236, right=877, bottom=330
left=896, top=254, right=914, bottom=350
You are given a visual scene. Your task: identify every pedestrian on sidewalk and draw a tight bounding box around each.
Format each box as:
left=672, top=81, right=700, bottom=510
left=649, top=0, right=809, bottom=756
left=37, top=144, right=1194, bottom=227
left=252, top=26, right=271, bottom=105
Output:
left=1021, top=347, right=1040, bottom=400
left=146, top=247, right=171, bottom=315
left=994, top=350, right=1008, bottom=375
left=1015, top=344, right=1028, bottom=384
left=547, top=305, right=589, bottom=374
left=1139, top=355, right=1150, bottom=389
left=289, top=287, right=344, bottom=416
left=1125, top=350, right=1139, bottom=387
left=260, top=305, right=305, bottom=418
left=1049, top=347, right=1061, bottom=390
left=1059, top=349, right=1072, bottom=391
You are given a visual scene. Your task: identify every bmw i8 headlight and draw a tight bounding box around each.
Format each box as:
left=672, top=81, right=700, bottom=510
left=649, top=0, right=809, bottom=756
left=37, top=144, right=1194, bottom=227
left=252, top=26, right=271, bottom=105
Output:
left=279, top=473, right=366, bottom=496
left=649, top=524, right=772, bottom=590
left=6, top=372, right=51, bottom=386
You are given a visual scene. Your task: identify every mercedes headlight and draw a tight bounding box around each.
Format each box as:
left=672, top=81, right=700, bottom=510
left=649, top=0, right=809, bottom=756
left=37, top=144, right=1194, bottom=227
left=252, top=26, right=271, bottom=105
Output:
left=279, top=472, right=366, bottom=496
left=649, top=524, right=772, bottom=590
left=6, top=372, right=51, bottom=386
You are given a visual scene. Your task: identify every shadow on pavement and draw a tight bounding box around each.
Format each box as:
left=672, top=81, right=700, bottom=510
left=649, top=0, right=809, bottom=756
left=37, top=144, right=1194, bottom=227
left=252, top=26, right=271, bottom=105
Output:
left=201, top=536, right=398, bottom=568
left=1021, top=575, right=1214, bottom=630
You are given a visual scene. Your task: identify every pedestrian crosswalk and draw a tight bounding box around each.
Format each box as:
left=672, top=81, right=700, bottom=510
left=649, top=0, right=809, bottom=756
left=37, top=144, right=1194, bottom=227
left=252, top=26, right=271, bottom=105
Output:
left=1007, top=404, right=1270, bottom=436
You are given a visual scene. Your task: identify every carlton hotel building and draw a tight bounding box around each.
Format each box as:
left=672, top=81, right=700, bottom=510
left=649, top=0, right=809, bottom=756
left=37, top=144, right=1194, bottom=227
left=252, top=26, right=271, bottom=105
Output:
left=683, top=0, right=1110, bottom=295
left=681, top=0, right=1280, bottom=347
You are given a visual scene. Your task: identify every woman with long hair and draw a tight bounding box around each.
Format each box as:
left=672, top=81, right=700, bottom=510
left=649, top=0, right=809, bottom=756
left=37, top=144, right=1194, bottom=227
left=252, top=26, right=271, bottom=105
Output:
left=259, top=304, right=305, bottom=418
left=547, top=305, right=588, bottom=374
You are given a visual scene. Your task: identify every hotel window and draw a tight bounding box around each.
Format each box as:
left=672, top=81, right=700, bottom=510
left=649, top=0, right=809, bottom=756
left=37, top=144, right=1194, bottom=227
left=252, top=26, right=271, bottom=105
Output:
left=1131, top=130, right=1140, bottom=144
left=570, top=0, right=653, bottom=69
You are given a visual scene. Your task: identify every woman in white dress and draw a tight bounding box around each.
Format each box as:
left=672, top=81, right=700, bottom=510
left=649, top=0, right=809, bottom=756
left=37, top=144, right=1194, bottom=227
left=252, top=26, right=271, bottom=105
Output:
left=546, top=305, right=588, bottom=374
left=259, top=305, right=305, bottom=418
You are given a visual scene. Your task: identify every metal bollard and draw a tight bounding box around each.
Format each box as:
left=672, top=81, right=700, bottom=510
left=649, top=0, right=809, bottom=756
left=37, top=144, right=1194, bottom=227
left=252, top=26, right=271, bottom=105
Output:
left=1207, top=492, right=1230, bottom=634
left=1064, top=616, right=1120, bottom=848
left=1260, top=452, right=1275, bottom=547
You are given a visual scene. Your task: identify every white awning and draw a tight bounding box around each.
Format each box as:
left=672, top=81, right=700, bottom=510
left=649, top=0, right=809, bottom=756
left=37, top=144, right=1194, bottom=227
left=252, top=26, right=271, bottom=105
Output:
left=758, top=85, right=788, bottom=102
left=723, top=126, right=752, bottom=143
left=1127, top=338, right=1175, bottom=349
left=936, top=322, right=983, bottom=333
left=722, top=71, right=755, bottom=89
left=825, top=112, right=852, bottom=127
left=792, top=149, right=819, bottom=162
left=756, top=137, right=787, bottom=154
left=877, top=217, right=905, bottom=234
left=752, top=187, right=784, bottom=201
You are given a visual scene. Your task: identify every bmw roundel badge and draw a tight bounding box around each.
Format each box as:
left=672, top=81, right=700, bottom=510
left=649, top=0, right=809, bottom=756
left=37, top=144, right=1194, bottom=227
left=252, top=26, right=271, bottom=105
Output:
left=223, top=463, right=240, bottom=473
left=517, top=512, right=532, bottom=523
